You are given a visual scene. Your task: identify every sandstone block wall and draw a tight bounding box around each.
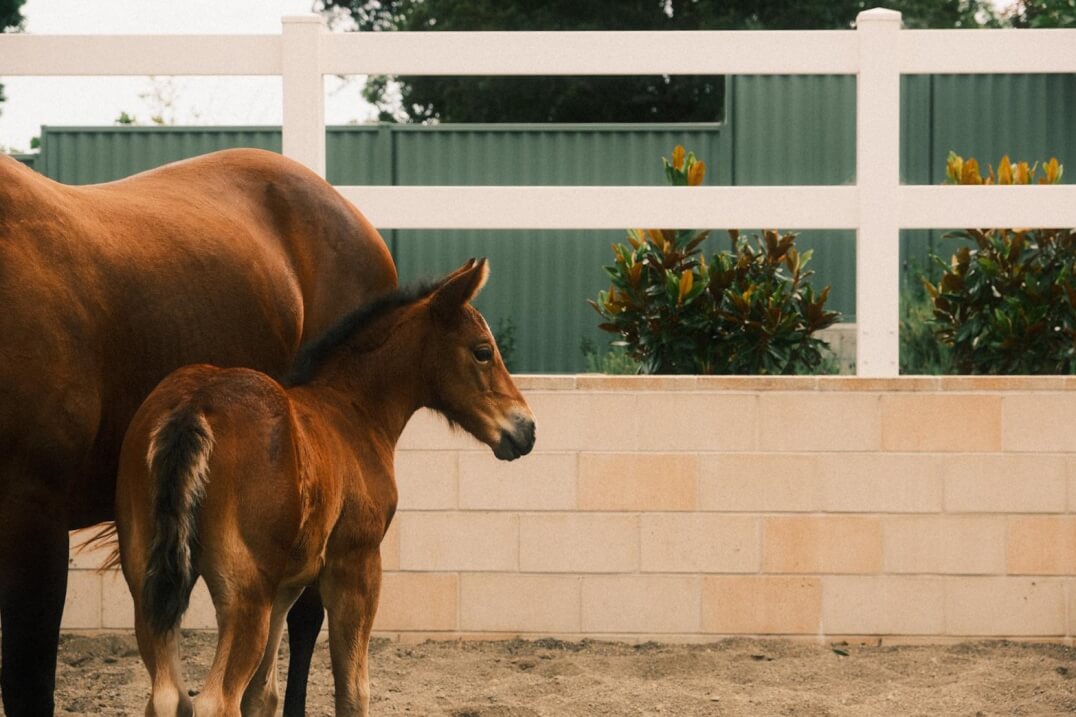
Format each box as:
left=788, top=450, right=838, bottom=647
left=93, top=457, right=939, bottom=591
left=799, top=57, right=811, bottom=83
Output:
left=67, top=376, right=1076, bottom=643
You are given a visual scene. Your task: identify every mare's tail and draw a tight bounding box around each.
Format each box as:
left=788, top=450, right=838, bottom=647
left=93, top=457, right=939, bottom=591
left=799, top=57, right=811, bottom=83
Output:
left=142, top=403, right=215, bottom=634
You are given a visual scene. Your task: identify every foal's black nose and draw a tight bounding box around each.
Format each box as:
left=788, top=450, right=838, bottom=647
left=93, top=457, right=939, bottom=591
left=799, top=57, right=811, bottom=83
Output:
left=515, top=414, right=536, bottom=455
left=493, top=412, right=536, bottom=461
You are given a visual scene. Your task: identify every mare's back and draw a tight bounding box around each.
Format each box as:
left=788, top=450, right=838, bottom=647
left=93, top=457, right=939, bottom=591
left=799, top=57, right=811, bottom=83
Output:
left=0, top=151, right=397, bottom=527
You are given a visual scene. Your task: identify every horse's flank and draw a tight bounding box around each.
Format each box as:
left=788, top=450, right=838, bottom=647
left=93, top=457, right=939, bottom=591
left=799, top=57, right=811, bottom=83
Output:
left=0, top=149, right=397, bottom=529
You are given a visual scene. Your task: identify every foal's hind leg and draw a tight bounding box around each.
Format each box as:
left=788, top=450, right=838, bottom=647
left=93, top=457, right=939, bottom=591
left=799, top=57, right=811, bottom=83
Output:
left=195, top=574, right=274, bottom=717
left=137, top=623, right=193, bottom=717
left=124, top=546, right=194, bottom=716
left=240, top=586, right=304, bottom=717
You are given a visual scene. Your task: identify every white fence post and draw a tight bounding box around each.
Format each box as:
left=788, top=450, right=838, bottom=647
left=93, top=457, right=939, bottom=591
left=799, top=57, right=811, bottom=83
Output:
left=855, top=8, right=902, bottom=377
left=282, top=14, right=326, bottom=177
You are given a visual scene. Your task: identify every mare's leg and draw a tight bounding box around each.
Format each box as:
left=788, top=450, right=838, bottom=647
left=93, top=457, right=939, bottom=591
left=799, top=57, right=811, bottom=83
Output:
left=321, top=550, right=381, bottom=717
left=0, top=479, right=69, bottom=717
left=240, top=586, right=304, bottom=717
left=282, top=586, right=325, bottom=717
left=195, top=575, right=274, bottom=717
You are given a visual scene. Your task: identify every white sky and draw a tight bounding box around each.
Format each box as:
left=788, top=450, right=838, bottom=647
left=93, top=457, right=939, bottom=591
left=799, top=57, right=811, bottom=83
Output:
left=0, top=0, right=375, bottom=151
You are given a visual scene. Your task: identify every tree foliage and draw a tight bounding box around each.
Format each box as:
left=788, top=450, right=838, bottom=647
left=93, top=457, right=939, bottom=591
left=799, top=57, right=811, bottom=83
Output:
left=0, top=0, right=21, bottom=32
left=318, top=0, right=997, bottom=123
left=1008, top=0, right=1076, bottom=27
left=0, top=0, right=26, bottom=113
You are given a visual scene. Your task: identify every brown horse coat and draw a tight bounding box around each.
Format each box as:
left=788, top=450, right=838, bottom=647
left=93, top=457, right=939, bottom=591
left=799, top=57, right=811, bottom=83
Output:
left=116, top=259, right=535, bottom=716
left=0, top=149, right=396, bottom=715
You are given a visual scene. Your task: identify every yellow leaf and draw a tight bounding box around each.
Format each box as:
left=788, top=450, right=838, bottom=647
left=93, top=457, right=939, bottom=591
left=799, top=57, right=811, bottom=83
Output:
left=997, top=155, right=1012, bottom=185
left=784, top=247, right=799, bottom=274
left=1015, top=161, right=1030, bottom=185
left=672, top=145, right=685, bottom=170
left=945, top=152, right=963, bottom=185
left=961, top=158, right=983, bottom=185
left=688, top=161, right=706, bottom=186
left=603, top=285, right=618, bottom=312
left=1045, top=157, right=1062, bottom=184
left=678, top=271, right=694, bottom=304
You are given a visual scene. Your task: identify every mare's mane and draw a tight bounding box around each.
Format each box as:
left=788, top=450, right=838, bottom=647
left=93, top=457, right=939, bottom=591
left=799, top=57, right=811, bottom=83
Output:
left=285, top=277, right=442, bottom=386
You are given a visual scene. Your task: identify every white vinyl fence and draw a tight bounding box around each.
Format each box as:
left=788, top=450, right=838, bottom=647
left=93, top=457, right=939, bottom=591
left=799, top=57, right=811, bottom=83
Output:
left=3, top=9, right=1075, bottom=376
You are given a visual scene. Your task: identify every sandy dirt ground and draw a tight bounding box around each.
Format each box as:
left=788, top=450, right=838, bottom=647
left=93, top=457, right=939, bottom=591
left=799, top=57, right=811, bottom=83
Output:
left=24, top=632, right=1076, bottom=716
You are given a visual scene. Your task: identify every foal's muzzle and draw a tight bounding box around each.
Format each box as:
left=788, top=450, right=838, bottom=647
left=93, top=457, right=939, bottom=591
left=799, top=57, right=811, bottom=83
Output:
left=493, top=412, right=536, bottom=461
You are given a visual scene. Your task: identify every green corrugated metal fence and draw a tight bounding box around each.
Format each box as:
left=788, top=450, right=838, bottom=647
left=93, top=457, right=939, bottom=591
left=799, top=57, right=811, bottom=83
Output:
left=379, top=123, right=733, bottom=373
left=14, top=73, right=1074, bottom=371
left=901, top=74, right=1076, bottom=283
left=11, top=152, right=35, bottom=170
left=36, top=126, right=282, bottom=184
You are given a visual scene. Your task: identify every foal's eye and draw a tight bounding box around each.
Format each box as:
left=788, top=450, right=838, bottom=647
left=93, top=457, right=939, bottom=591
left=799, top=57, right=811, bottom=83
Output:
left=473, top=346, right=494, bottom=363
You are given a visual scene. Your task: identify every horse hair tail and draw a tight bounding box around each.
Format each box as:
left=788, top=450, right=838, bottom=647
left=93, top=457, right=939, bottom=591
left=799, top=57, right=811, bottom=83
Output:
left=142, top=403, right=215, bottom=634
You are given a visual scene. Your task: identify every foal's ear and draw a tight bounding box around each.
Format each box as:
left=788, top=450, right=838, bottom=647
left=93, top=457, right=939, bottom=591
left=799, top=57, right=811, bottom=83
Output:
left=431, top=258, right=489, bottom=319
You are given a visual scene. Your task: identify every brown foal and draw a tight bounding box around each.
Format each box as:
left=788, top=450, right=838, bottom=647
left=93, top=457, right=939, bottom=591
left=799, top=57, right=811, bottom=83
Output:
left=115, top=259, right=535, bottom=716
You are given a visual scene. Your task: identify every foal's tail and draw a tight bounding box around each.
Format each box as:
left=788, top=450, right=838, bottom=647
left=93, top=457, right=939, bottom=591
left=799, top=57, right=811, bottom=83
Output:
left=142, top=403, right=215, bottom=634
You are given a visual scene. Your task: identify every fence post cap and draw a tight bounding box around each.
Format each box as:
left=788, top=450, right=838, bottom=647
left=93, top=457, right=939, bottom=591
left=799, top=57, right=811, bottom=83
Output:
left=856, top=7, right=902, bottom=24
left=282, top=13, right=324, bottom=26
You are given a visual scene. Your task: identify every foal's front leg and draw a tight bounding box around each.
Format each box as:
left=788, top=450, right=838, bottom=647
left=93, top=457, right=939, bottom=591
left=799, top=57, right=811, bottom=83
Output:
left=320, top=550, right=382, bottom=717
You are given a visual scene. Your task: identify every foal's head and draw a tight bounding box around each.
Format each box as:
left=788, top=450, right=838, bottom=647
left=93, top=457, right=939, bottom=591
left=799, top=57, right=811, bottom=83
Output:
left=419, top=259, right=535, bottom=461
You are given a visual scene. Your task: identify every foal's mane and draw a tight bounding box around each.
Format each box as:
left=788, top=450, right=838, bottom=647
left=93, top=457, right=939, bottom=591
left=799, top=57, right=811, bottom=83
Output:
left=284, top=277, right=442, bottom=387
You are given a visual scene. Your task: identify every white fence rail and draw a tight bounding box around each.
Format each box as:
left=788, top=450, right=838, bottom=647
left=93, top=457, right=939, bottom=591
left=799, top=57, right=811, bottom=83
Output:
left=3, top=9, right=1076, bottom=376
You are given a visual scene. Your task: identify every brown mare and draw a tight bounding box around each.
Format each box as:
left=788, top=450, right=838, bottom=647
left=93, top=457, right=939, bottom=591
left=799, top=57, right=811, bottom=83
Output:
left=115, top=259, right=535, bottom=716
left=0, top=149, right=398, bottom=716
